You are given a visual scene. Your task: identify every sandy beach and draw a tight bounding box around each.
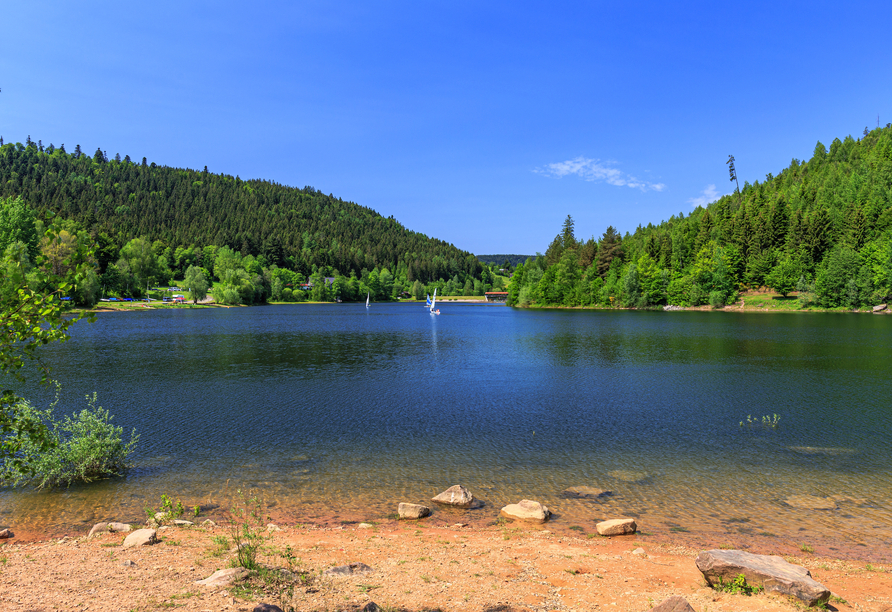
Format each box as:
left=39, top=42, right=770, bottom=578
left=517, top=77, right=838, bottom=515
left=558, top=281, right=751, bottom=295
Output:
left=2, top=515, right=890, bottom=612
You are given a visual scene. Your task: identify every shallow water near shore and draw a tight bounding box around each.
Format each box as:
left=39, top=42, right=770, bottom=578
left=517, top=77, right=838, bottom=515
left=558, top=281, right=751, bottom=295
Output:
left=3, top=304, right=892, bottom=557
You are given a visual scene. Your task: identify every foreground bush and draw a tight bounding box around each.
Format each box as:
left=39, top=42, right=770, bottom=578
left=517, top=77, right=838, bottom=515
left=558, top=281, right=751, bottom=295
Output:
left=1, top=391, right=139, bottom=489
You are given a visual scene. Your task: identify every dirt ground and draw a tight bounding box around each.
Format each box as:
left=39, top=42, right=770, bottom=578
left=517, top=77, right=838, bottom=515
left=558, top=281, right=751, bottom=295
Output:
left=1, top=517, right=891, bottom=612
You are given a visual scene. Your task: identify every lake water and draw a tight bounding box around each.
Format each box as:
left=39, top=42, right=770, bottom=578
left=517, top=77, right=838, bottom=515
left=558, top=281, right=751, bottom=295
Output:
left=3, top=304, right=892, bottom=556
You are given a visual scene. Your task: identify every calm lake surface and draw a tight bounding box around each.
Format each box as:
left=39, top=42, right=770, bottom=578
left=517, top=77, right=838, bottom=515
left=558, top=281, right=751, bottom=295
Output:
left=4, top=304, right=892, bottom=554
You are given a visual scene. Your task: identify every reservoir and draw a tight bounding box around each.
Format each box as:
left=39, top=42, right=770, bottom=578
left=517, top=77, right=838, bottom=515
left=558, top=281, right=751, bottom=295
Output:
left=4, top=304, right=891, bottom=556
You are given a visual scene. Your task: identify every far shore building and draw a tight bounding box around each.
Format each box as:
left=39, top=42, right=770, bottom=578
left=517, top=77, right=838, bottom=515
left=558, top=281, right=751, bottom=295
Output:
left=484, top=291, right=508, bottom=303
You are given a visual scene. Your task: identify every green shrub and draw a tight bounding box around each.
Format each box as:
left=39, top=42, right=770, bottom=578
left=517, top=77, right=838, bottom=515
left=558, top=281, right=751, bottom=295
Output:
left=0, top=389, right=138, bottom=489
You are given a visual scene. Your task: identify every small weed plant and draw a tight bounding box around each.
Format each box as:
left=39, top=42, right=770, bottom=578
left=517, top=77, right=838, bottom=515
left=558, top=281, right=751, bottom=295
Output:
left=229, top=489, right=267, bottom=570
left=0, top=385, right=138, bottom=489
left=145, top=494, right=186, bottom=525
left=715, top=573, right=763, bottom=596
left=739, top=414, right=780, bottom=429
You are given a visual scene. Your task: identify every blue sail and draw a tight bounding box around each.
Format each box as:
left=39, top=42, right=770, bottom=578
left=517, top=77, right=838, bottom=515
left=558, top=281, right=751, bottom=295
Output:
left=426, top=294, right=432, bottom=307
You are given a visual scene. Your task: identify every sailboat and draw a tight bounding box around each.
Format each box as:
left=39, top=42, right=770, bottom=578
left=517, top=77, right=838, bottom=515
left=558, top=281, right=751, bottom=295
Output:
left=425, top=293, right=431, bottom=308
left=429, top=288, right=440, bottom=315
left=366, top=292, right=370, bottom=309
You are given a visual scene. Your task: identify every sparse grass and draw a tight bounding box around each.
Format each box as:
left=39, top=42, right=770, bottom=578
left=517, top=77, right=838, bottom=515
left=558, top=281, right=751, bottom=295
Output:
left=208, top=534, right=231, bottom=557
left=100, top=542, right=119, bottom=548
left=713, top=573, right=763, bottom=596
left=670, top=526, right=689, bottom=533
left=800, top=544, right=814, bottom=554
left=568, top=525, right=584, bottom=532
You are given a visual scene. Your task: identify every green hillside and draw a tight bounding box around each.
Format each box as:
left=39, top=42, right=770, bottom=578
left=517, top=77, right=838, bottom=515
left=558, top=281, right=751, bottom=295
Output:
left=0, top=138, right=483, bottom=283
left=0, top=138, right=507, bottom=305
left=508, top=126, right=892, bottom=310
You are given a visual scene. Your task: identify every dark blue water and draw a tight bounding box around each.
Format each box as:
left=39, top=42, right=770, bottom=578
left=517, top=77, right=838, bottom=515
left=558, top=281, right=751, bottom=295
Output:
left=3, top=304, right=892, bottom=549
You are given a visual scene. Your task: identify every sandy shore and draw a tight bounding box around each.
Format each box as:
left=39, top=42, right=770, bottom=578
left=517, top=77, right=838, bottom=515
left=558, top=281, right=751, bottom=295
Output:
left=2, top=517, right=890, bottom=612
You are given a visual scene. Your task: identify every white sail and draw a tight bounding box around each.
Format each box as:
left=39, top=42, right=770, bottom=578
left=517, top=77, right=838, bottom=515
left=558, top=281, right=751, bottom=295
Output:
left=430, top=288, right=437, bottom=313
left=366, top=292, right=370, bottom=308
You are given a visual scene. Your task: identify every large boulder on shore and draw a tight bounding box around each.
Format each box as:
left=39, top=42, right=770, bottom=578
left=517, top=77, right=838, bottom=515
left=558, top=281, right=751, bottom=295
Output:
left=123, top=529, right=158, bottom=548
left=500, top=500, right=550, bottom=523
left=696, top=549, right=830, bottom=606
left=398, top=503, right=431, bottom=519
left=431, top=485, right=476, bottom=508
left=649, top=596, right=695, bottom=612
left=596, top=518, right=637, bottom=536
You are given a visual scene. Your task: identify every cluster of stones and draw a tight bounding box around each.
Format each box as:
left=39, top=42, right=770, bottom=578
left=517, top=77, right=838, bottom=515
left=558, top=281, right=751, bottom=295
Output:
left=396, top=484, right=637, bottom=536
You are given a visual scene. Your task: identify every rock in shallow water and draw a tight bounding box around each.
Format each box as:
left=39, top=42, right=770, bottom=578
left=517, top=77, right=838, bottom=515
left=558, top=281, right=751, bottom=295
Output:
left=562, top=485, right=611, bottom=499
left=431, top=485, right=476, bottom=508
left=696, top=549, right=830, bottom=606
left=596, top=518, right=637, bottom=536
left=500, top=500, right=550, bottom=523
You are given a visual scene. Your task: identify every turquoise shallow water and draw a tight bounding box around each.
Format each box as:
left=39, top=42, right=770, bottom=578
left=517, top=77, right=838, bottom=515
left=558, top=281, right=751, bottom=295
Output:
left=3, top=304, right=891, bottom=555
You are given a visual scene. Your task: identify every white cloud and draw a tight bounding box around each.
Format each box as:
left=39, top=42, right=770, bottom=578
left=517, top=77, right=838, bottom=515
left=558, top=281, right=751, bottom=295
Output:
left=688, top=184, right=724, bottom=208
left=535, top=156, right=665, bottom=192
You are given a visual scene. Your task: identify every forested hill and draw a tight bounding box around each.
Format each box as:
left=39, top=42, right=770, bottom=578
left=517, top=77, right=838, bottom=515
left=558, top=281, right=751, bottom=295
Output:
left=0, top=139, right=481, bottom=283
left=509, top=125, right=892, bottom=309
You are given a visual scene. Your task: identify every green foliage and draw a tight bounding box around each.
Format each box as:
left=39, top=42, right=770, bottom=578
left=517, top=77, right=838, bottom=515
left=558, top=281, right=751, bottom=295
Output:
left=0, top=388, right=138, bottom=489
left=183, top=265, right=209, bottom=303
left=714, top=573, right=763, bottom=595
left=1, top=219, right=95, bottom=469
left=145, top=494, right=186, bottom=525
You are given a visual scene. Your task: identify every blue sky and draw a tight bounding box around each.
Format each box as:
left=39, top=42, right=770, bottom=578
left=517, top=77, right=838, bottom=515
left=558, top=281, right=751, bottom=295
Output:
left=3, top=1, right=891, bottom=255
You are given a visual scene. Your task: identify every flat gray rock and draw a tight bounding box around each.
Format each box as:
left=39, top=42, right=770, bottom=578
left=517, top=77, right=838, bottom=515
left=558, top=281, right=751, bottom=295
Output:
left=323, top=562, right=374, bottom=577
left=696, top=549, right=830, bottom=606
left=431, top=485, right=475, bottom=508
left=398, top=502, right=431, bottom=519
left=650, top=595, right=695, bottom=612
left=123, top=529, right=158, bottom=548
left=0, top=528, right=14, bottom=539
left=195, top=567, right=251, bottom=587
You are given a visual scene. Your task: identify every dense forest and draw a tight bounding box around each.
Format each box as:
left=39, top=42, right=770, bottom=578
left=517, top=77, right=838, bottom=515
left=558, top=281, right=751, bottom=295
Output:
left=477, top=254, right=532, bottom=268
left=508, top=125, right=892, bottom=310
left=0, top=137, right=506, bottom=304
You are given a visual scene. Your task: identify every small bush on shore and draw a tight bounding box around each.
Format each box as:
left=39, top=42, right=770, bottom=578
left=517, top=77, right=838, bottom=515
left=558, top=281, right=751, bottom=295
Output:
left=0, top=389, right=138, bottom=489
